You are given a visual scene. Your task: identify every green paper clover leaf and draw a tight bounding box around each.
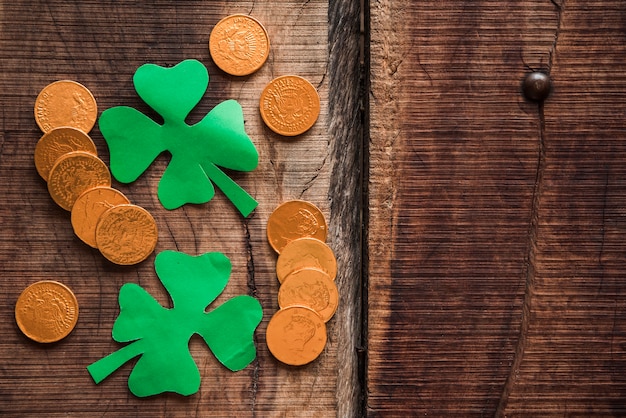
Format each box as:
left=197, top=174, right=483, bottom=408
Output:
left=99, top=59, right=259, bottom=217
left=87, top=250, right=263, bottom=397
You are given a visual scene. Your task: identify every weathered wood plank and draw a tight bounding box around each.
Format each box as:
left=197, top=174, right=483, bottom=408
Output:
left=368, top=0, right=626, bottom=415
left=501, top=1, right=626, bottom=415
left=327, top=1, right=364, bottom=417
left=0, top=1, right=361, bottom=416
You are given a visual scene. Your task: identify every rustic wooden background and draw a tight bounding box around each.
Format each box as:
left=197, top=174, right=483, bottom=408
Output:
left=0, top=0, right=361, bottom=416
left=2, top=0, right=626, bottom=416
left=368, top=0, right=626, bottom=416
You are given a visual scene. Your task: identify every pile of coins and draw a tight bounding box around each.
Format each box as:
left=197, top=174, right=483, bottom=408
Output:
left=208, top=16, right=328, bottom=363
left=208, top=14, right=320, bottom=137
left=17, top=13, right=325, bottom=354
left=265, top=200, right=338, bottom=366
left=34, top=80, right=158, bottom=266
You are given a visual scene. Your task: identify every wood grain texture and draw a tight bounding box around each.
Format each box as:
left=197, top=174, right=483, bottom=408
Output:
left=368, top=0, right=626, bottom=415
left=0, top=1, right=361, bottom=416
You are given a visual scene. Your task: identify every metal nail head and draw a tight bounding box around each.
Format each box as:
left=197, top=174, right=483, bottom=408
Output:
left=522, top=72, right=551, bottom=102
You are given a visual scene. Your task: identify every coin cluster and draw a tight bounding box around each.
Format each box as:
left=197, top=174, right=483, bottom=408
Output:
left=208, top=14, right=320, bottom=137
left=34, top=81, right=158, bottom=266
left=18, top=14, right=326, bottom=356
left=265, top=200, right=339, bottom=366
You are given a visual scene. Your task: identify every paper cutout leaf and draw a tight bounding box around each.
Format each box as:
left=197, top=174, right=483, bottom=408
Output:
left=99, top=59, right=259, bottom=216
left=87, top=250, right=263, bottom=397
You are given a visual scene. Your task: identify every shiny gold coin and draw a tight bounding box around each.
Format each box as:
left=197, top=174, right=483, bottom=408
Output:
left=278, top=268, right=338, bottom=323
left=267, top=200, right=327, bottom=253
left=34, top=80, right=97, bottom=134
left=71, top=187, right=131, bottom=248
left=95, top=204, right=158, bottom=265
left=260, top=75, right=320, bottom=136
left=276, top=237, right=337, bottom=283
left=15, top=280, right=79, bottom=343
left=265, top=305, right=327, bottom=366
left=34, top=127, right=98, bottom=181
left=47, top=151, right=111, bottom=211
left=209, top=14, right=270, bottom=76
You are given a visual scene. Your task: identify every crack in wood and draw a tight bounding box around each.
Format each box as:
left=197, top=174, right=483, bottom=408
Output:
left=496, top=3, right=564, bottom=414
left=496, top=115, right=541, bottom=414
left=548, top=0, right=564, bottom=71
left=242, top=217, right=259, bottom=414
left=300, top=153, right=327, bottom=197
left=496, top=71, right=550, bottom=418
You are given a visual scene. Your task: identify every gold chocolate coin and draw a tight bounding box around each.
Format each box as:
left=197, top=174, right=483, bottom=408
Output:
left=278, top=269, right=338, bottom=323
left=34, top=80, right=97, bottom=134
left=15, top=280, right=79, bottom=343
left=71, top=187, right=131, bottom=248
left=47, top=151, right=111, bottom=211
left=95, top=204, right=158, bottom=265
left=260, top=75, right=320, bottom=136
left=34, top=127, right=98, bottom=181
left=265, top=305, right=326, bottom=366
left=267, top=200, right=327, bottom=253
left=209, top=14, right=270, bottom=76
left=276, top=237, right=337, bottom=283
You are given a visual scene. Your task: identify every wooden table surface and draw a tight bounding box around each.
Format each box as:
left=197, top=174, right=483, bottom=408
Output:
left=1, top=0, right=626, bottom=416
left=0, top=1, right=361, bottom=416
left=368, top=0, right=626, bottom=416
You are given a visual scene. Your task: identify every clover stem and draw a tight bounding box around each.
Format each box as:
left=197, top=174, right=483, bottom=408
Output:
left=201, top=162, right=258, bottom=217
left=87, top=340, right=146, bottom=384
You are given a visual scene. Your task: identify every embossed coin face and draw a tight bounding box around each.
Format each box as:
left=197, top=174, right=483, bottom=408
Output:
left=34, top=127, right=98, bottom=181
left=267, top=200, right=327, bottom=253
left=276, top=237, right=337, bottom=283
left=209, top=14, right=270, bottom=76
left=47, top=151, right=111, bottom=211
left=71, top=187, right=131, bottom=248
left=260, top=75, right=320, bottom=136
left=95, top=204, right=158, bottom=265
left=34, top=80, right=98, bottom=134
left=15, top=280, right=79, bottom=343
left=265, top=305, right=326, bottom=366
left=278, top=269, right=338, bottom=322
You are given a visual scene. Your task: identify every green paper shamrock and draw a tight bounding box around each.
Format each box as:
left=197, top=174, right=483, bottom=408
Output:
left=99, top=59, right=259, bottom=217
left=87, top=250, right=263, bottom=397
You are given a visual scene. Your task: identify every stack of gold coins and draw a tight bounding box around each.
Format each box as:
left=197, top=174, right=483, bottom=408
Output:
left=34, top=81, right=158, bottom=265
left=265, top=200, right=338, bottom=366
